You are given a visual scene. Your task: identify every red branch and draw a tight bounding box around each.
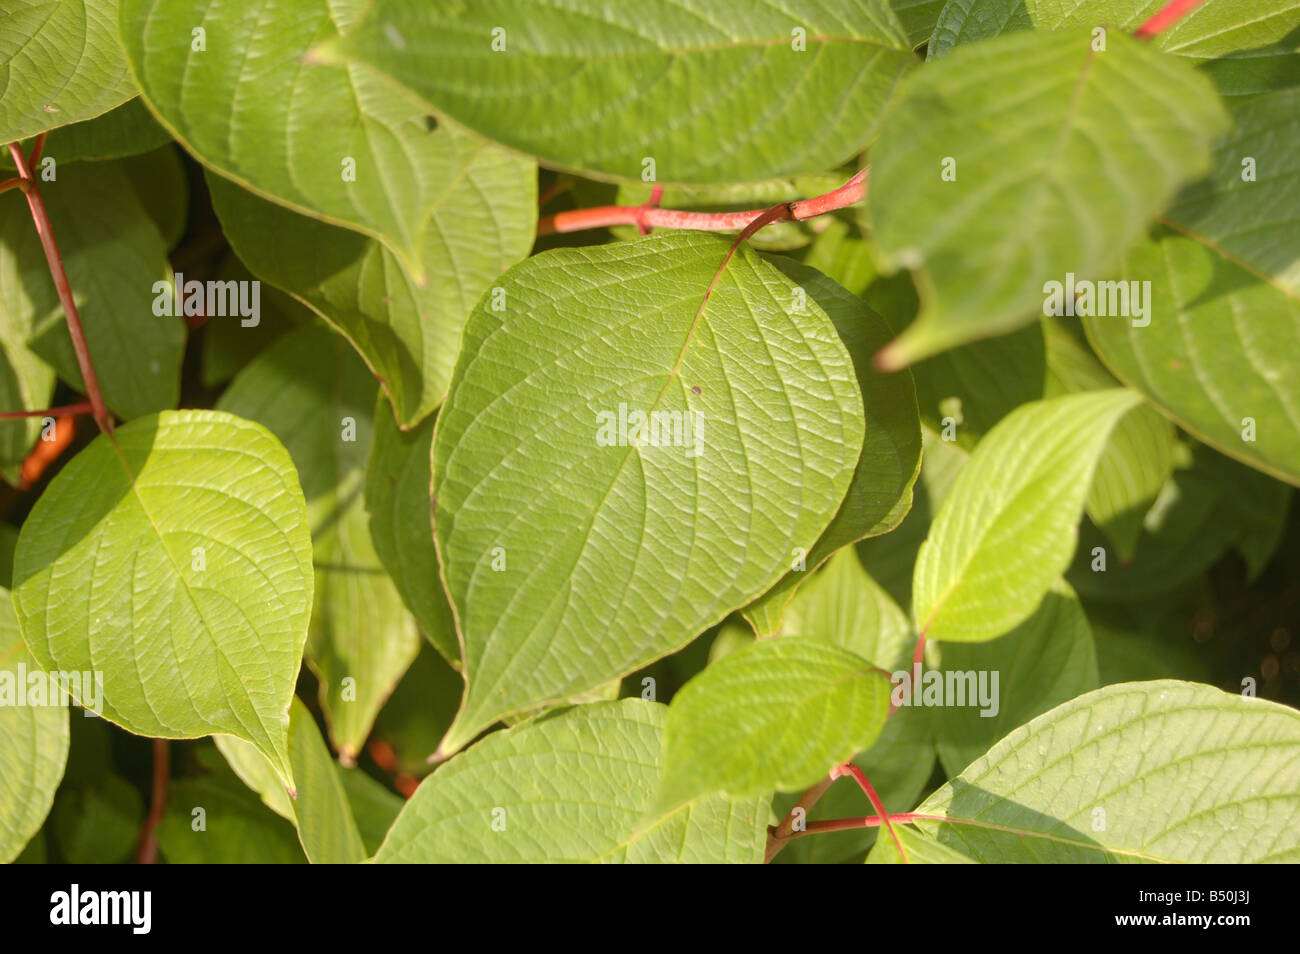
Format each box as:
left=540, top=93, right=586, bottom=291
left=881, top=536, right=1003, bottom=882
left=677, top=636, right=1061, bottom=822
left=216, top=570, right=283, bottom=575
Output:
left=6, top=142, right=113, bottom=435
left=137, top=739, right=170, bottom=864
left=832, top=761, right=907, bottom=860
left=1134, top=0, right=1208, bottom=39
left=538, top=169, right=867, bottom=236
left=0, top=401, right=93, bottom=420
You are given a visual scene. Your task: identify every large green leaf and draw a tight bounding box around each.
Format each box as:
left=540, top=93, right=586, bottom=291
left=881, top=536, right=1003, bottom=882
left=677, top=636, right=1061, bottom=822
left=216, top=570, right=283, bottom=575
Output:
left=215, top=698, right=366, bottom=864
left=0, top=587, right=69, bottom=864
left=20, top=159, right=185, bottom=421
left=433, top=232, right=865, bottom=752
left=119, top=0, right=466, bottom=274
left=870, top=28, right=1229, bottom=367
left=868, top=681, right=1300, bottom=863
left=366, top=403, right=458, bottom=665
left=933, top=580, right=1098, bottom=775
left=218, top=327, right=419, bottom=759
left=654, top=637, right=891, bottom=813
left=741, top=258, right=921, bottom=636
left=205, top=121, right=536, bottom=426
left=913, top=390, right=1141, bottom=642
left=11, top=410, right=313, bottom=787
left=376, top=699, right=766, bottom=863
left=1044, top=322, right=1176, bottom=560
left=929, top=0, right=1300, bottom=95
left=318, top=0, right=917, bottom=183
left=780, top=547, right=912, bottom=662
left=1084, top=227, right=1300, bottom=486
left=0, top=0, right=135, bottom=143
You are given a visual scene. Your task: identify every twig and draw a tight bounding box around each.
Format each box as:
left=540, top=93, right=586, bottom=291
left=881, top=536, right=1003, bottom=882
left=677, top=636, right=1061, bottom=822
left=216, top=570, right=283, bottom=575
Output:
left=1134, top=0, right=1208, bottom=39
left=137, top=739, right=170, bottom=864
left=6, top=142, right=113, bottom=435
left=765, top=774, right=835, bottom=862
left=0, top=401, right=93, bottom=420
left=539, top=169, right=867, bottom=237
left=833, top=761, right=906, bottom=861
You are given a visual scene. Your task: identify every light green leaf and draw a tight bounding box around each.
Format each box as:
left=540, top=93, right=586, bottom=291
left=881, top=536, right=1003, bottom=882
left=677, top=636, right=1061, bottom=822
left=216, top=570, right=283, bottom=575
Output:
left=434, top=232, right=864, bottom=753
left=12, top=410, right=314, bottom=787
left=933, top=580, right=1098, bottom=775
left=216, top=698, right=367, bottom=864
left=1044, top=322, right=1176, bottom=560
left=654, top=637, right=891, bottom=813
left=319, top=0, right=917, bottom=183
left=913, top=390, right=1141, bottom=642
left=205, top=121, right=536, bottom=426
left=870, top=28, right=1229, bottom=367
left=119, top=0, right=468, bottom=274
left=868, top=680, right=1300, bottom=862
left=217, top=326, right=419, bottom=759
left=22, top=159, right=185, bottom=421
left=741, top=257, right=921, bottom=636
left=1084, top=226, right=1300, bottom=486
left=0, top=588, right=69, bottom=863
left=366, top=402, right=458, bottom=665
left=1, top=98, right=170, bottom=169
left=376, top=699, right=766, bottom=863
left=780, top=547, right=912, bottom=664
left=930, top=0, right=1300, bottom=96
left=0, top=0, right=135, bottom=143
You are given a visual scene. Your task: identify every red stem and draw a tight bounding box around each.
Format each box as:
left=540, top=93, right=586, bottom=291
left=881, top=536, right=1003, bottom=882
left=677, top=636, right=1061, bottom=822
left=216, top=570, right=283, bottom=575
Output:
left=1134, top=0, right=1208, bottom=39
left=6, top=142, right=113, bottom=435
left=833, top=761, right=907, bottom=860
left=137, top=739, right=170, bottom=864
left=0, top=401, right=93, bottom=420
left=539, top=168, right=867, bottom=237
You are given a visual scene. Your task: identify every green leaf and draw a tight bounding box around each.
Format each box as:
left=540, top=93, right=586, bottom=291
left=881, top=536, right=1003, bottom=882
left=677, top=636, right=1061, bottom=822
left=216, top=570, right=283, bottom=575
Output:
left=1044, top=322, right=1176, bottom=560
left=339, top=767, right=403, bottom=856
left=216, top=698, right=367, bottom=864
left=1084, top=226, right=1300, bottom=486
left=890, top=0, right=946, bottom=47
left=119, top=0, right=474, bottom=274
left=741, top=258, right=921, bottom=636
left=858, top=426, right=968, bottom=609
left=376, top=699, right=766, bottom=863
left=654, top=637, right=891, bottom=813
left=217, top=326, right=419, bottom=759
left=868, top=681, right=1300, bottom=863
left=933, top=580, right=1098, bottom=775
left=780, top=547, right=912, bottom=665
left=870, top=28, right=1229, bottom=367
left=158, top=767, right=305, bottom=864
left=319, top=0, right=917, bottom=183
left=1, top=98, right=170, bottom=169
left=52, top=771, right=142, bottom=863
left=21, top=159, right=185, bottom=421
left=205, top=121, right=537, bottom=426
left=929, top=0, right=1300, bottom=96
left=366, top=402, right=458, bottom=665
left=12, top=410, right=314, bottom=788
left=0, top=588, right=69, bottom=863
left=199, top=255, right=310, bottom=389
left=118, top=145, right=188, bottom=250
left=913, top=390, right=1141, bottom=642
left=0, top=0, right=136, bottom=143
left=433, top=232, right=865, bottom=753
